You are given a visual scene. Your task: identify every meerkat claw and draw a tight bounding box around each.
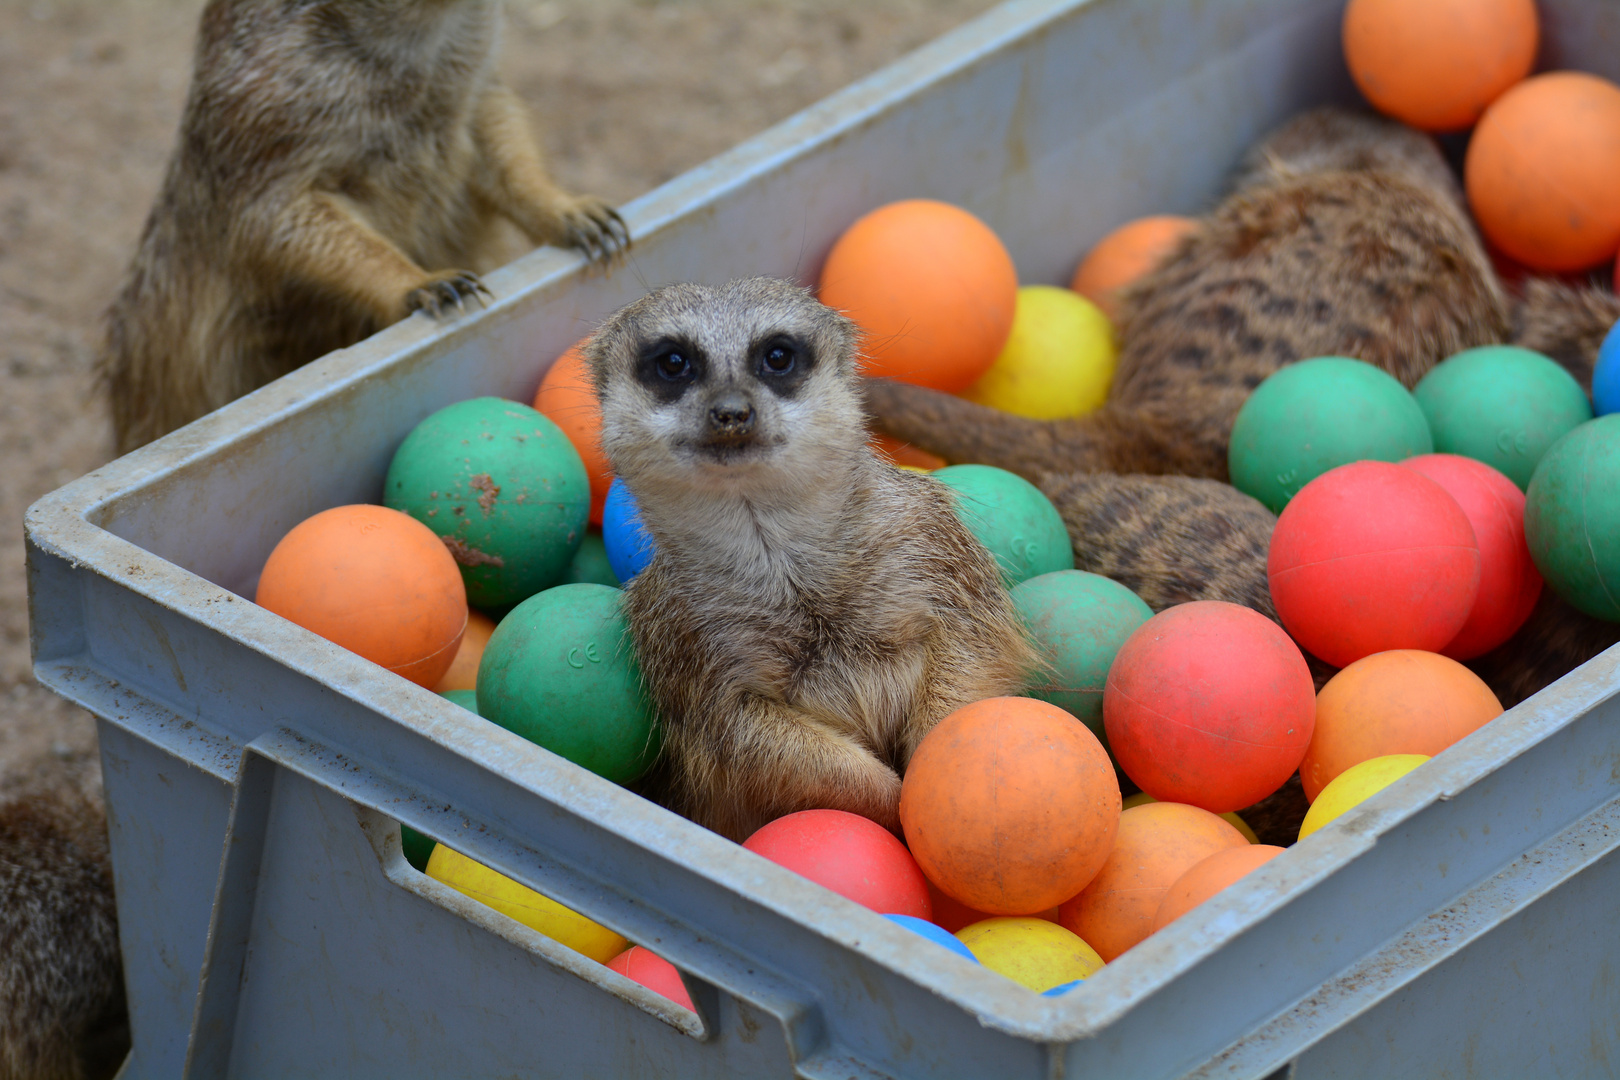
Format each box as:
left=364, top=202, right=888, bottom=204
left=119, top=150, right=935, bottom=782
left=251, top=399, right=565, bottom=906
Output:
left=406, top=271, right=488, bottom=319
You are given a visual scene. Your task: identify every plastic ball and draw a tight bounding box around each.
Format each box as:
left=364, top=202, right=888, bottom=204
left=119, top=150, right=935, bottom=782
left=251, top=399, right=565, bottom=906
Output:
left=256, top=504, right=467, bottom=688
left=1525, top=416, right=1620, bottom=621
left=1070, top=215, right=1200, bottom=320
left=1104, top=602, right=1315, bottom=813
left=1402, top=454, right=1541, bottom=659
left=900, top=697, right=1120, bottom=915
left=1229, top=357, right=1434, bottom=514
left=385, top=397, right=589, bottom=609
left=1299, top=754, right=1430, bottom=840
left=475, top=583, right=660, bottom=783
left=871, top=433, right=947, bottom=472
left=1466, top=72, right=1620, bottom=272
left=1120, top=792, right=1259, bottom=846
left=607, top=947, right=694, bottom=1011
left=426, top=844, right=628, bottom=962
left=438, top=689, right=479, bottom=713
left=1301, top=650, right=1502, bottom=800
left=884, top=914, right=980, bottom=962
left=399, top=824, right=435, bottom=872
left=559, top=531, right=620, bottom=588
left=743, top=810, right=930, bottom=918
left=1268, top=461, right=1481, bottom=668
left=933, top=464, right=1074, bottom=586
left=434, top=610, right=497, bottom=692
left=955, top=918, right=1104, bottom=993
left=1595, top=320, right=1620, bottom=417
left=1010, top=570, right=1153, bottom=748
left=1059, top=802, right=1248, bottom=961
left=1412, top=346, right=1593, bottom=491
left=1149, top=844, right=1286, bottom=933
left=925, top=881, right=1058, bottom=933
left=602, top=477, right=656, bottom=583
left=818, top=199, right=1018, bottom=393
left=1342, top=0, right=1537, bottom=132
left=959, top=286, right=1116, bottom=419
left=533, top=341, right=612, bottom=526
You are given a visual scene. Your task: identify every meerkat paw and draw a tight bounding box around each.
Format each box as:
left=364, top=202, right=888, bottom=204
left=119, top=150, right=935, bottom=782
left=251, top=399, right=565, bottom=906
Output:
left=405, top=269, right=492, bottom=319
left=552, top=196, right=630, bottom=263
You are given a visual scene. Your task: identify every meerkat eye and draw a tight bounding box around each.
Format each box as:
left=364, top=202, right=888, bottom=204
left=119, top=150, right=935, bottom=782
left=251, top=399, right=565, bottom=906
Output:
left=761, top=344, right=795, bottom=374
left=656, top=349, right=692, bottom=380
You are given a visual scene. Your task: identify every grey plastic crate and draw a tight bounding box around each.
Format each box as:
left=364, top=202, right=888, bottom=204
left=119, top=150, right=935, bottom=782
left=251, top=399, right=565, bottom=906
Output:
left=25, top=0, right=1620, bottom=1076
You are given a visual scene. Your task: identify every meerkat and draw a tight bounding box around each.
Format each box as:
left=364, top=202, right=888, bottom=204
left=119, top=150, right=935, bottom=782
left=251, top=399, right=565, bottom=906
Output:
left=102, top=0, right=628, bottom=454
left=588, top=278, right=1036, bottom=842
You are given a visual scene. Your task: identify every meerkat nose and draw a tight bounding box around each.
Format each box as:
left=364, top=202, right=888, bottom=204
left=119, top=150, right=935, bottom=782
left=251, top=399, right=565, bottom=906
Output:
left=707, top=394, right=756, bottom=441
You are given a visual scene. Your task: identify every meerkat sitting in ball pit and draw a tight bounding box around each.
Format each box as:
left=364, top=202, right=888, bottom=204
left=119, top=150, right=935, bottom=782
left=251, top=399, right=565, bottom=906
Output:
left=587, top=278, right=1036, bottom=842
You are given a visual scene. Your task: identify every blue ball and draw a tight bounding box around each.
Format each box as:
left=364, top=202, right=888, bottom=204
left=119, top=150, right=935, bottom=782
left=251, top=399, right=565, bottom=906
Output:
left=1042, top=979, right=1084, bottom=997
left=602, top=477, right=656, bottom=583
left=1594, top=319, right=1620, bottom=417
left=883, top=914, right=979, bottom=962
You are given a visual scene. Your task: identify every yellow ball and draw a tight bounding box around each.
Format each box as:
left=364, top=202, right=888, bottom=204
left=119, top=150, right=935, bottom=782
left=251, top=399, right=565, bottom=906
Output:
left=955, top=917, right=1105, bottom=992
left=1120, top=792, right=1260, bottom=845
left=1299, top=754, right=1431, bottom=840
left=425, top=844, right=628, bottom=963
left=959, top=285, right=1116, bottom=419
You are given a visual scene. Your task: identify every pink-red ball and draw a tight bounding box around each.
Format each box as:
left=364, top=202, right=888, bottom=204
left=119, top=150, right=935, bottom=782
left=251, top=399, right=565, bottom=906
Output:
left=743, top=809, right=931, bottom=918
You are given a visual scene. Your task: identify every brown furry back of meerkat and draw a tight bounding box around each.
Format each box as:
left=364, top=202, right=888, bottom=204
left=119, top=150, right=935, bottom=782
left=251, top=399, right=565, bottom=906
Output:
left=589, top=278, right=1034, bottom=841
left=102, top=0, right=626, bottom=454
left=1, top=788, right=127, bottom=1080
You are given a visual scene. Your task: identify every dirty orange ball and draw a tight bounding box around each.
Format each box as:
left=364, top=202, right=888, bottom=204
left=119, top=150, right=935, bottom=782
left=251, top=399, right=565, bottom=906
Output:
left=256, top=504, right=467, bottom=688
left=432, top=609, right=497, bottom=693
left=1069, top=215, right=1199, bottom=320
left=1466, top=72, right=1620, bottom=272
left=1150, top=844, right=1286, bottom=934
left=1300, top=650, right=1503, bottom=801
left=1343, top=0, right=1537, bottom=133
left=818, top=200, right=1017, bottom=394
left=1058, top=802, right=1247, bottom=962
left=900, top=697, right=1119, bottom=916
left=533, top=341, right=610, bottom=525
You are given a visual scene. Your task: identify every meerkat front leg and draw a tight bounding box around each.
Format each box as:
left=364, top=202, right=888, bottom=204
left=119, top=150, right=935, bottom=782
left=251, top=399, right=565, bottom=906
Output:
left=473, top=86, right=629, bottom=262
left=268, top=190, right=489, bottom=322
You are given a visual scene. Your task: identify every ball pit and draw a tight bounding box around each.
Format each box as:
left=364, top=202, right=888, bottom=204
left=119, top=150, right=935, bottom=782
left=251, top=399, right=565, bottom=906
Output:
left=607, top=947, right=695, bottom=1011
left=1121, top=792, right=1259, bottom=846
left=438, top=689, right=479, bottom=714
left=883, top=914, right=980, bottom=962
left=743, top=810, right=931, bottom=918
left=900, top=697, right=1119, bottom=916
left=559, top=532, right=620, bottom=588
left=1595, top=320, right=1620, bottom=418
left=1301, top=650, right=1501, bottom=801
left=1299, top=754, right=1431, bottom=840
left=955, top=917, right=1105, bottom=993
left=434, top=610, right=498, bottom=693
left=602, top=477, right=657, bottom=584
left=532, top=341, right=612, bottom=526
left=426, top=844, right=628, bottom=963
left=959, top=285, right=1116, bottom=419
left=933, top=464, right=1074, bottom=586
left=1069, top=215, right=1200, bottom=320
left=1150, top=844, right=1286, bottom=933
left=1524, top=416, right=1620, bottom=622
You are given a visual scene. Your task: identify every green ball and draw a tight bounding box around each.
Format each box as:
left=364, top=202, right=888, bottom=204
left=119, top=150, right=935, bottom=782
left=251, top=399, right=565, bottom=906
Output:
left=1524, top=416, right=1620, bottom=622
left=1229, top=357, right=1433, bottom=513
left=385, top=397, right=590, bottom=609
left=558, top=532, right=620, bottom=588
left=439, top=689, right=480, bottom=714
left=934, top=464, right=1074, bottom=586
left=399, top=825, right=436, bottom=873
left=1010, top=570, right=1152, bottom=749
left=476, top=584, right=660, bottom=782
left=1414, top=345, right=1593, bottom=491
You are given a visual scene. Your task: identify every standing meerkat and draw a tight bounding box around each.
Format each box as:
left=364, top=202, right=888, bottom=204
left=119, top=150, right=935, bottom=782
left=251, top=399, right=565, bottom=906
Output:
left=102, top=0, right=628, bottom=454
left=588, top=278, right=1035, bottom=842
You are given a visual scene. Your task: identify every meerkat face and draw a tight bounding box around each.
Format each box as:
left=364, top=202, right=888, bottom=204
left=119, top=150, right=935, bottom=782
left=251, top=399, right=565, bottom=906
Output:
left=588, top=278, right=869, bottom=496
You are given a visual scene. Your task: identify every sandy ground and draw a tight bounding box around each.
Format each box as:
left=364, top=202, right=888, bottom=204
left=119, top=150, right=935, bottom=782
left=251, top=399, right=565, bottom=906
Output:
left=0, top=0, right=1000, bottom=800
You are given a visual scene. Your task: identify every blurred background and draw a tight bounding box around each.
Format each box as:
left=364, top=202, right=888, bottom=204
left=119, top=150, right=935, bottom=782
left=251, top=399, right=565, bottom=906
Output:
left=0, top=0, right=999, bottom=801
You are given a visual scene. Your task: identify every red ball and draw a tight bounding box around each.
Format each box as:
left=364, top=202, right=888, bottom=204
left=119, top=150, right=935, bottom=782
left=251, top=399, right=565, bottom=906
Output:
left=1103, top=602, right=1316, bottom=813
left=1402, top=454, right=1541, bottom=659
left=606, top=947, right=694, bottom=1011
left=1267, top=461, right=1481, bottom=668
left=743, top=809, right=931, bottom=918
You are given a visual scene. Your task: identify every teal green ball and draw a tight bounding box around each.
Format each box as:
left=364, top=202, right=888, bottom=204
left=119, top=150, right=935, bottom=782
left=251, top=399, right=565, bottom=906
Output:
left=1524, top=416, right=1620, bottom=622
left=933, top=464, right=1074, bottom=586
left=1228, top=357, right=1433, bottom=513
left=1414, top=346, right=1594, bottom=491
left=438, top=689, right=480, bottom=714
left=559, top=532, right=620, bottom=588
left=1010, top=570, right=1153, bottom=748
left=399, top=825, right=435, bottom=873
left=475, top=583, right=660, bottom=782
left=385, top=397, right=590, bottom=609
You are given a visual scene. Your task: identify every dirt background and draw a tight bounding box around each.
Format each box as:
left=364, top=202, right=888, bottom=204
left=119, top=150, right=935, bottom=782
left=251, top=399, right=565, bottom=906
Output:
left=0, top=0, right=1000, bottom=801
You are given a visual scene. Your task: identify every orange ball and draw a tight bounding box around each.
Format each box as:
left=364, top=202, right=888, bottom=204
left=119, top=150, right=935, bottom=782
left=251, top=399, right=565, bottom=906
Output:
left=1300, top=650, right=1503, bottom=801
left=1058, top=802, right=1247, bottom=961
left=900, top=697, right=1119, bottom=916
left=1150, top=844, right=1286, bottom=934
left=818, top=200, right=1017, bottom=393
left=1466, top=73, right=1620, bottom=272
left=432, top=609, right=497, bottom=693
left=256, top=505, right=467, bottom=688
left=1069, top=216, right=1199, bottom=320
left=1342, top=0, right=1537, bottom=133
left=926, top=881, right=1057, bottom=933
left=870, top=432, right=946, bottom=472
left=533, top=341, right=610, bottom=526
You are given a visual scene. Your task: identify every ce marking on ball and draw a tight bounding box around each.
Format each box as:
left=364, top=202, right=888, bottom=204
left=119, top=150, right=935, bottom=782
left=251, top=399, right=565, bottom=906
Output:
left=567, top=641, right=603, bottom=669
left=1496, top=428, right=1530, bottom=456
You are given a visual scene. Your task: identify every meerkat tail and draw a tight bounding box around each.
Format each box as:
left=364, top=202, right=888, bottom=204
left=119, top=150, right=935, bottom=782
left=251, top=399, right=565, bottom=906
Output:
left=1469, top=592, right=1620, bottom=709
